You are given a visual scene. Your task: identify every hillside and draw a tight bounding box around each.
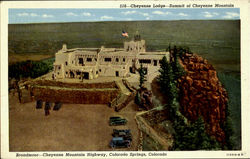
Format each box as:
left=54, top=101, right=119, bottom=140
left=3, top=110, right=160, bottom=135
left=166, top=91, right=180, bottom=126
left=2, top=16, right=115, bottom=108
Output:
left=8, top=20, right=240, bottom=78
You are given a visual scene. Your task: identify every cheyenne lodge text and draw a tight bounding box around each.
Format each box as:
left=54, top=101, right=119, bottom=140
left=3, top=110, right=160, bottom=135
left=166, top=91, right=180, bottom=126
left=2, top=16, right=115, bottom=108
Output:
left=120, top=4, right=235, bottom=8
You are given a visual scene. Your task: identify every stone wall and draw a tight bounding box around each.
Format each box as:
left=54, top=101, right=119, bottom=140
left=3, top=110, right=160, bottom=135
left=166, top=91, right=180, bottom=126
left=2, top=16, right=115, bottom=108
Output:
left=20, top=80, right=120, bottom=104
left=135, top=110, right=173, bottom=150
left=33, top=87, right=119, bottom=104
left=31, top=80, right=118, bottom=89
left=178, top=53, right=228, bottom=143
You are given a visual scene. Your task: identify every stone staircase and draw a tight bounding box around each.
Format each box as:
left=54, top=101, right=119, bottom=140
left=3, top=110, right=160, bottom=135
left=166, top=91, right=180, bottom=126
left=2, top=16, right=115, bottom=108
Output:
left=109, top=79, right=136, bottom=111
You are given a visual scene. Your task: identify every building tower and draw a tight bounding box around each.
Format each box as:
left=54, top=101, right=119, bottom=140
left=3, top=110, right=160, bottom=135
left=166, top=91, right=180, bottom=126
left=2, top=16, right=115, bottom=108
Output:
left=134, top=31, right=141, bottom=41
left=124, top=31, right=146, bottom=53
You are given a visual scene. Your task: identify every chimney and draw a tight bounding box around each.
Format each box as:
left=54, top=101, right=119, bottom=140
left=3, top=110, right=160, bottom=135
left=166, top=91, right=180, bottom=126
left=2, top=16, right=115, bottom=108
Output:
left=62, top=44, right=67, bottom=52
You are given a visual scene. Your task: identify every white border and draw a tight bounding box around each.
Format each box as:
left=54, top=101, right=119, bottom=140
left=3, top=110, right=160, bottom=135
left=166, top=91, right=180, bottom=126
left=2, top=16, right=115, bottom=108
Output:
left=1, top=1, right=250, bottom=158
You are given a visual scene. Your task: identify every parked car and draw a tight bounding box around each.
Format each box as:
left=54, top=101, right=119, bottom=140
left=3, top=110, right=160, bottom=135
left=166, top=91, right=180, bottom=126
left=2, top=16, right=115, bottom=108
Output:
left=45, top=101, right=52, bottom=110
left=53, top=102, right=62, bottom=111
left=110, top=117, right=121, bottom=120
left=109, top=137, right=131, bottom=148
left=109, top=116, right=127, bottom=126
left=112, top=129, right=132, bottom=141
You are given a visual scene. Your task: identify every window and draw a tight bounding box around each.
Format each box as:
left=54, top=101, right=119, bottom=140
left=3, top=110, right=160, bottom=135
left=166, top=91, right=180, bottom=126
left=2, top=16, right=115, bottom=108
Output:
left=139, top=59, right=151, bottom=64
left=129, top=67, right=133, bottom=73
left=79, top=58, right=83, bottom=64
left=95, top=58, right=97, bottom=61
left=65, top=61, right=68, bottom=66
left=66, top=71, right=68, bottom=74
left=104, top=58, right=111, bottom=62
left=123, top=58, right=125, bottom=62
left=115, top=71, right=119, bottom=77
left=58, top=66, right=61, bottom=69
left=87, top=58, right=92, bottom=62
left=96, top=71, right=98, bottom=74
left=154, top=60, right=157, bottom=66
left=72, top=61, right=73, bottom=64
left=116, top=58, right=119, bottom=62
left=99, top=69, right=101, bottom=72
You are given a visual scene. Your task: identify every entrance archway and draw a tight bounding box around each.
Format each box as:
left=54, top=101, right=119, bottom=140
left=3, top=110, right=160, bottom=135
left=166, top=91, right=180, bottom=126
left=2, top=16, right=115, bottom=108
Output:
left=70, top=71, right=75, bottom=78
left=83, top=72, right=89, bottom=79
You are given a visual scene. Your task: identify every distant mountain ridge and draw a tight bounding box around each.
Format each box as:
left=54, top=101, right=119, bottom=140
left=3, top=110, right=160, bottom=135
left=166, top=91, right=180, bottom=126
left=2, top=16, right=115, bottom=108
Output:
left=8, top=20, right=240, bottom=78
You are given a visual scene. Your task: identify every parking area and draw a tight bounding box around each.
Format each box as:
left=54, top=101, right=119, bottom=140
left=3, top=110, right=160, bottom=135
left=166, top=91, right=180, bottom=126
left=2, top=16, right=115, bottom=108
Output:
left=9, top=94, right=139, bottom=151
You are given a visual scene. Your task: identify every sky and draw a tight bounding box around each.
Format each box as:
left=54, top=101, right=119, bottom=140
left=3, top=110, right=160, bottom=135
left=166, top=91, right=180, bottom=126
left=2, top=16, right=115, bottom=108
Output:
left=9, top=8, right=240, bottom=24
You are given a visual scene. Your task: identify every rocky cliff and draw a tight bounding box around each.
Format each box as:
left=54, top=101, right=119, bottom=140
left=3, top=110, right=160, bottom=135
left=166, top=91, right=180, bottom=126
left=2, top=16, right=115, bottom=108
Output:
left=178, top=53, right=228, bottom=143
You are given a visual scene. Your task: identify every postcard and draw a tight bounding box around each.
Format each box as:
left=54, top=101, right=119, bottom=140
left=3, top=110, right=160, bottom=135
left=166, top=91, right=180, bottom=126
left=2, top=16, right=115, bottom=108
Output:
left=1, top=0, right=250, bottom=158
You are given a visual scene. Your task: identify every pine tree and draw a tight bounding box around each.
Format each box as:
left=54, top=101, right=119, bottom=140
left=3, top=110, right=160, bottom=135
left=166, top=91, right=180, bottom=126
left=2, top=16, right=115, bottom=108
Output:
left=173, top=45, right=177, bottom=61
left=223, top=106, right=234, bottom=150
left=171, top=46, right=185, bottom=80
left=178, top=47, right=184, bottom=58
left=158, top=56, right=174, bottom=95
left=172, top=116, right=222, bottom=150
left=134, top=91, right=141, bottom=106
left=138, top=63, right=146, bottom=89
left=168, top=44, right=171, bottom=52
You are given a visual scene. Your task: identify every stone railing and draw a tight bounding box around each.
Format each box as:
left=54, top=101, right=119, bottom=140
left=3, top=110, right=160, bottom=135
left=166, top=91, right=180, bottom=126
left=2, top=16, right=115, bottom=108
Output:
left=135, top=110, right=173, bottom=150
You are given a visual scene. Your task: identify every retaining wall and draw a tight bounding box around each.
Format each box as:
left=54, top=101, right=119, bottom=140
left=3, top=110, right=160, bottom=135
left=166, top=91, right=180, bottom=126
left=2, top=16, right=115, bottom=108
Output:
left=20, top=80, right=120, bottom=104
left=31, top=80, right=118, bottom=89
left=33, top=87, right=119, bottom=104
left=135, top=110, right=173, bottom=150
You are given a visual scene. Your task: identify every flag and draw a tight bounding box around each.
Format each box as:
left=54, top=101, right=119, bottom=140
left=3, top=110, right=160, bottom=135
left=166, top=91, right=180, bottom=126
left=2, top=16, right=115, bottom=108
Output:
left=122, top=31, right=129, bottom=37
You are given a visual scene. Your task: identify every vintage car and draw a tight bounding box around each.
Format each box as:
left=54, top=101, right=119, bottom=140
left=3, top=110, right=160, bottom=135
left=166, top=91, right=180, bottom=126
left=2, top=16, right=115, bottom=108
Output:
left=45, top=101, right=52, bottom=110
left=112, top=129, right=132, bottom=141
left=109, top=116, right=127, bottom=126
left=53, top=102, right=62, bottom=111
left=109, top=137, right=131, bottom=148
left=36, top=100, right=43, bottom=109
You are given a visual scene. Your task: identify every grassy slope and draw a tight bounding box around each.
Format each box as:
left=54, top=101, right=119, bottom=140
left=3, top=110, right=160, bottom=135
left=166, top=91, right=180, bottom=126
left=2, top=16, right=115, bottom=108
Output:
left=9, top=20, right=240, bottom=78
left=8, top=54, right=54, bottom=64
left=217, top=72, right=241, bottom=150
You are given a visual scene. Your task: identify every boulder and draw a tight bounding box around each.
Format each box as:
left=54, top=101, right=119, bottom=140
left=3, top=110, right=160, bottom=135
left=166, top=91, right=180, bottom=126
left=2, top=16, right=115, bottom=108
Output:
left=178, top=53, right=228, bottom=144
left=186, top=76, right=193, bottom=85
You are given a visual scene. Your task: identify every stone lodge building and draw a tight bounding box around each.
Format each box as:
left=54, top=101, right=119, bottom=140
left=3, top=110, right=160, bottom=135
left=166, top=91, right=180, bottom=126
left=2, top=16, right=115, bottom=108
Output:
left=53, top=34, right=170, bottom=80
